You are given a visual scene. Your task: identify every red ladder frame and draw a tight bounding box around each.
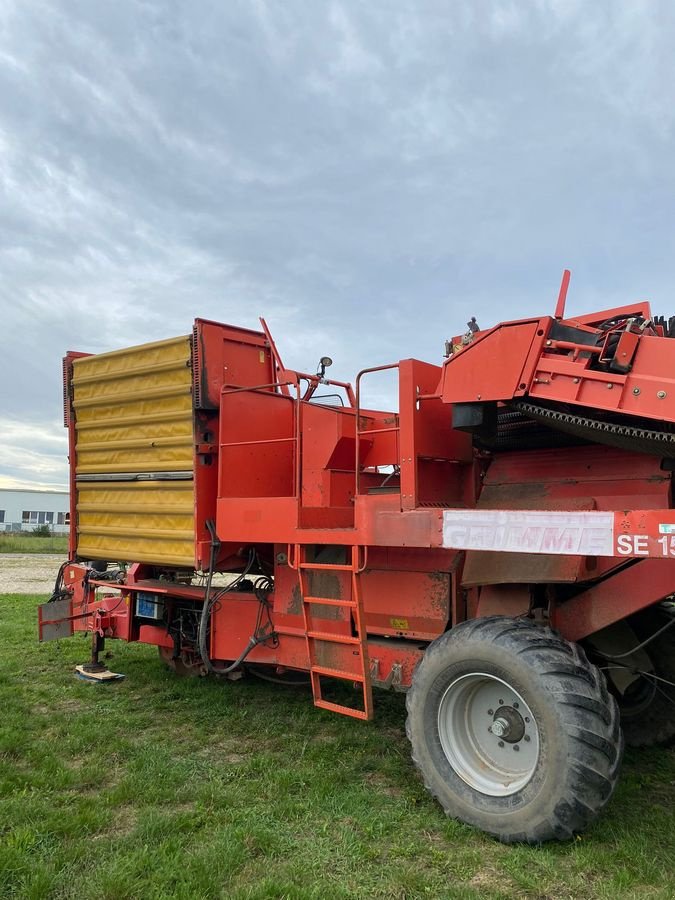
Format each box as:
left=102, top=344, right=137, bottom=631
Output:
left=292, top=544, right=373, bottom=720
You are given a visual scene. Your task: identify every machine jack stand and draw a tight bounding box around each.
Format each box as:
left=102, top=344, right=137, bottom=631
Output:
left=75, top=631, right=124, bottom=683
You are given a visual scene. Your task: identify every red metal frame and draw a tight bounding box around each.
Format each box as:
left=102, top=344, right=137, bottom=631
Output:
left=554, top=268, right=571, bottom=319
left=47, top=281, right=675, bottom=717
left=440, top=297, right=675, bottom=424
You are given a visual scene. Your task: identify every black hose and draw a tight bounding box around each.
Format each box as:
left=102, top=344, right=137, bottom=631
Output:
left=210, top=633, right=267, bottom=675
left=599, top=615, right=675, bottom=661
left=246, top=664, right=310, bottom=686
left=197, top=536, right=256, bottom=675
left=197, top=520, right=222, bottom=673
left=48, top=561, right=70, bottom=604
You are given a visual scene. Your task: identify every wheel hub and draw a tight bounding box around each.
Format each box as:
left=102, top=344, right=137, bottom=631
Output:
left=491, top=716, right=509, bottom=737
left=437, top=673, right=540, bottom=797
left=491, top=705, right=525, bottom=743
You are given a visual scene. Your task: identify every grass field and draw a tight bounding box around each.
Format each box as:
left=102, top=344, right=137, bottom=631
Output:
left=0, top=534, right=69, bottom=554
left=2, top=594, right=675, bottom=899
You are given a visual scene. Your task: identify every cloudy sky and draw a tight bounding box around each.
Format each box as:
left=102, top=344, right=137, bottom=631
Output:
left=1, top=1, right=674, bottom=489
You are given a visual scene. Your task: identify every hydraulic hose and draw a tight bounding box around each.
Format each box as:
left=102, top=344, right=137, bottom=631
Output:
left=197, top=527, right=257, bottom=675
left=207, top=633, right=267, bottom=675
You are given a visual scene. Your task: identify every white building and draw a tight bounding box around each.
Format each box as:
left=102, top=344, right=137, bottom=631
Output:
left=0, top=488, right=70, bottom=534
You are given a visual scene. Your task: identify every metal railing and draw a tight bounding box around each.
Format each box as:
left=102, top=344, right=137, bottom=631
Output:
left=354, top=363, right=400, bottom=496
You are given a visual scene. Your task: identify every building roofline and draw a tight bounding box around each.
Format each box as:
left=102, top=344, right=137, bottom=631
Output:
left=0, top=488, right=69, bottom=495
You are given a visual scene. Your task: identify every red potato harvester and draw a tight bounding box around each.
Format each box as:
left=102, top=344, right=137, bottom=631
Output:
left=40, top=272, right=675, bottom=842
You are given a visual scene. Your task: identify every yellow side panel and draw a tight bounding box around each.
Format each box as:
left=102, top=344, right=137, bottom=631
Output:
left=72, top=335, right=193, bottom=474
left=72, top=335, right=196, bottom=567
left=76, top=482, right=195, bottom=567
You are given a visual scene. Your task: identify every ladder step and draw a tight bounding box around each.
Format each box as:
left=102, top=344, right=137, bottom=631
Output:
left=311, top=664, right=366, bottom=683
left=314, top=698, right=369, bottom=720
left=307, top=630, right=361, bottom=646
left=303, top=596, right=357, bottom=608
left=296, top=543, right=373, bottom=721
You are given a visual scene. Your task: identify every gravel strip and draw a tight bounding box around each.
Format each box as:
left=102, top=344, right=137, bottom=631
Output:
left=0, top=554, right=63, bottom=594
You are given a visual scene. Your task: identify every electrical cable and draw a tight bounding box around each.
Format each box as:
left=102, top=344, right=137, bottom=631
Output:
left=634, top=669, right=675, bottom=688
left=204, top=572, right=278, bottom=675
left=246, top=665, right=310, bottom=686
left=94, top=567, right=127, bottom=583
left=196, top=536, right=278, bottom=675
left=48, top=561, right=70, bottom=604
left=99, top=593, right=126, bottom=615
left=252, top=575, right=278, bottom=650
left=599, top=664, right=675, bottom=692
left=595, top=615, right=675, bottom=661
left=647, top=678, right=675, bottom=708
left=197, top=545, right=256, bottom=674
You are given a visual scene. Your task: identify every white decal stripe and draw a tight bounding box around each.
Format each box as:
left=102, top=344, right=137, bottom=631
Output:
left=442, top=509, right=615, bottom=556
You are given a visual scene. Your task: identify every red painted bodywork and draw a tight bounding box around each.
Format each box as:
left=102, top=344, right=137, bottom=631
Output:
left=440, top=298, right=675, bottom=423
left=44, top=283, right=675, bottom=719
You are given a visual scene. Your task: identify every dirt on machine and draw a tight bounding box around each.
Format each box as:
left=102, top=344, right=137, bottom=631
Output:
left=40, top=271, right=675, bottom=842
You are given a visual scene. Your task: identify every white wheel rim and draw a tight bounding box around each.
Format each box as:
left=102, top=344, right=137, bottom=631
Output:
left=437, top=672, right=540, bottom=797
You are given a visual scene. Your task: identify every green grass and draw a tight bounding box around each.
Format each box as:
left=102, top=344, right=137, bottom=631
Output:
left=0, top=534, right=68, bottom=553
left=2, top=594, right=675, bottom=899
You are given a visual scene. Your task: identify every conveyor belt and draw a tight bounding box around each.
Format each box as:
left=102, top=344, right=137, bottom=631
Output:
left=480, top=409, right=588, bottom=452
left=512, top=401, right=675, bottom=458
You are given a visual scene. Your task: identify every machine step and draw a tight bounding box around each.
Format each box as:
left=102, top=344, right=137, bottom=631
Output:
left=311, top=664, right=366, bottom=683
left=314, top=698, right=370, bottom=720
left=307, top=630, right=361, bottom=646
left=303, top=595, right=357, bottom=609
left=295, top=543, right=373, bottom=721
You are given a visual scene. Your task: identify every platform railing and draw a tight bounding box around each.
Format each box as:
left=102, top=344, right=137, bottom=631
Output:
left=354, top=363, right=400, bottom=497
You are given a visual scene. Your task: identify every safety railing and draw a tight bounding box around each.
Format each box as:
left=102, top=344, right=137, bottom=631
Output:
left=354, top=363, right=400, bottom=497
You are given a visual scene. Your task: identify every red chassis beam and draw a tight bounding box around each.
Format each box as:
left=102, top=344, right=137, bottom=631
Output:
left=40, top=563, right=428, bottom=692
left=215, top=492, right=675, bottom=561
left=552, top=557, right=675, bottom=641
left=43, top=502, right=675, bottom=687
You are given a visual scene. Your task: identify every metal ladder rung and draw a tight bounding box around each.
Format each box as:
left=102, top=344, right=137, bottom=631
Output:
left=311, top=664, right=366, bottom=683
left=295, top=542, right=373, bottom=721
left=303, top=596, right=357, bottom=608
left=306, top=630, right=360, bottom=646
left=314, top=698, right=369, bottom=720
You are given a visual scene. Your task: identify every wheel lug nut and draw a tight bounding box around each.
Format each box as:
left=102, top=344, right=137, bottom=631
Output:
left=491, top=717, right=510, bottom=737
left=525, top=716, right=530, bottom=723
left=513, top=702, right=519, bottom=709
left=487, top=709, right=494, bottom=715
left=513, top=745, right=520, bottom=751
left=499, top=699, right=503, bottom=704
left=498, top=741, right=504, bottom=748
left=524, top=735, right=531, bottom=742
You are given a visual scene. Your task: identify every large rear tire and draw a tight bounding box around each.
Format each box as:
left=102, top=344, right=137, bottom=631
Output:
left=406, top=616, right=622, bottom=843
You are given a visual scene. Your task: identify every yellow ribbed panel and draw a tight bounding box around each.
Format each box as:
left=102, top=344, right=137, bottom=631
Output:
left=72, top=335, right=193, bottom=474
left=75, top=481, right=195, bottom=567
left=72, top=335, right=196, bottom=567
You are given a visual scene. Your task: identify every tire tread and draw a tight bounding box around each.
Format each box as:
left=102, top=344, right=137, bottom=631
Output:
left=406, top=615, right=623, bottom=844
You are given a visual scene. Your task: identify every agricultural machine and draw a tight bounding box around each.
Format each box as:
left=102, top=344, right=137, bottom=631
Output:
left=40, top=272, right=675, bottom=842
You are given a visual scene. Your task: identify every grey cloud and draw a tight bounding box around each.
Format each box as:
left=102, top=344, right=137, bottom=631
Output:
left=2, top=1, right=675, bottom=484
